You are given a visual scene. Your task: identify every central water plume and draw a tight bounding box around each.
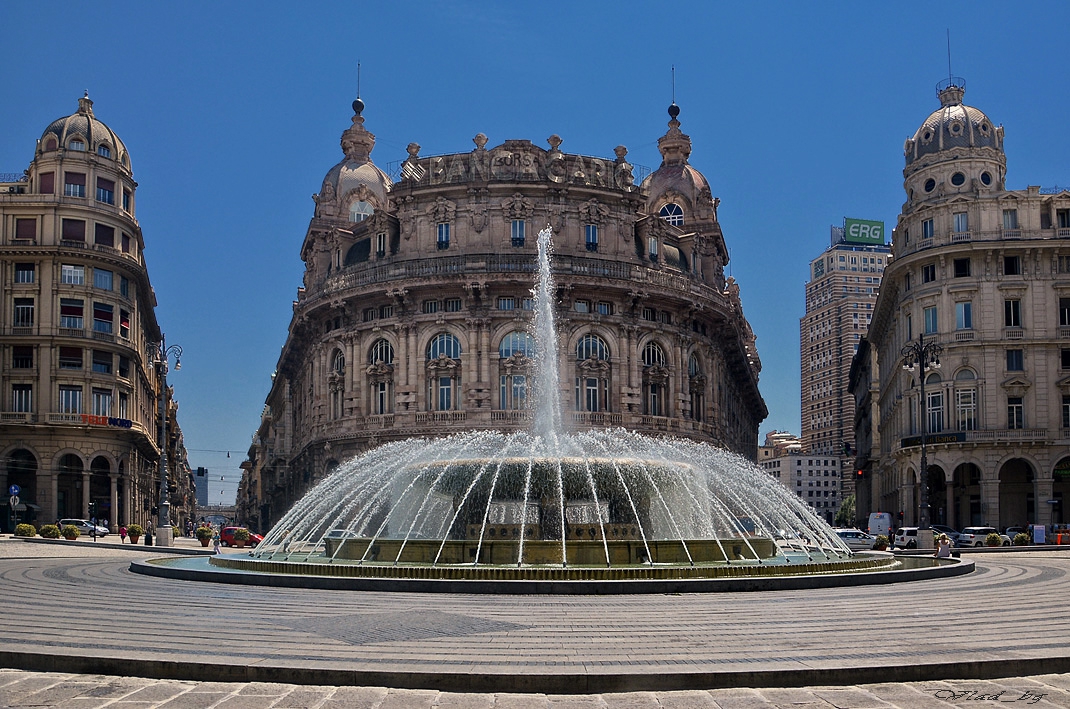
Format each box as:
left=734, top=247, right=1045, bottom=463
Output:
left=532, top=226, right=563, bottom=439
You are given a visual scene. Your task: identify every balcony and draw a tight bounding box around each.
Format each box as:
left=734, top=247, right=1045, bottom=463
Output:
left=490, top=410, right=532, bottom=423
left=954, top=330, right=975, bottom=342
left=0, top=413, right=35, bottom=424
left=415, top=411, right=467, bottom=424
left=1004, top=327, right=1024, bottom=340
left=950, top=231, right=972, bottom=243
left=571, top=411, right=623, bottom=427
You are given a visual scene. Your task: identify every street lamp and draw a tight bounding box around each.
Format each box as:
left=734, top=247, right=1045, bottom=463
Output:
left=151, top=335, right=182, bottom=547
left=901, top=332, right=942, bottom=532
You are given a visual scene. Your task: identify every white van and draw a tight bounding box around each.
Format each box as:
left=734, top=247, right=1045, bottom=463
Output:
left=867, top=512, right=892, bottom=537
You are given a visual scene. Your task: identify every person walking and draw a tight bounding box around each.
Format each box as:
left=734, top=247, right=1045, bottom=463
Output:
left=119, top=525, right=127, bottom=543
left=212, top=528, right=221, bottom=554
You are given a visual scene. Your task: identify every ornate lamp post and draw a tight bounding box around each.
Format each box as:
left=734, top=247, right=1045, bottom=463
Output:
left=901, top=332, right=942, bottom=533
left=151, top=336, right=182, bottom=547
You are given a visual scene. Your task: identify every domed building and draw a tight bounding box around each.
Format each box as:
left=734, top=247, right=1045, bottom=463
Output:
left=865, top=80, right=1070, bottom=533
left=239, top=98, right=768, bottom=531
left=0, top=94, right=193, bottom=534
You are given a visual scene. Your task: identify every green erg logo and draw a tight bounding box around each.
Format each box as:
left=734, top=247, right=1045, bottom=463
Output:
left=844, top=218, right=884, bottom=245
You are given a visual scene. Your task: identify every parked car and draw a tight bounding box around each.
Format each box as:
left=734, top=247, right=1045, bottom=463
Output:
left=219, top=527, right=263, bottom=547
left=956, top=526, right=1012, bottom=547
left=929, top=524, right=961, bottom=543
left=834, top=529, right=877, bottom=551
left=58, top=518, right=109, bottom=537
left=1004, top=526, right=1028, bottom=539
left=893, top=527, right=920, bottom=549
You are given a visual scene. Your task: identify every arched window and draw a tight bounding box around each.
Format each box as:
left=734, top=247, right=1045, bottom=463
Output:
left=328, top=349, right=346, bottom=420
left=367, top=339, right=395, bottom=415
left=349, top=201, right=373, bottom=222
left=925, top=372, right=943, bottom=434
left=688, top=353, right=705, bottom=422
left=427, top=333, right=461, bottom=411
left=575, top=334, right=610, bottom=413
left=499, top=331, right=535, bottom=411
left=659, top=203, right=683, bottom=226
left=57, top=453, right=83, bottom=519
left=97, top=144, right=111, bottom=158
left=641, top=341, right=669, bottom=416
left=954, top=369, right=977, bottom=431
left=69, top=139, right=86, bottom=152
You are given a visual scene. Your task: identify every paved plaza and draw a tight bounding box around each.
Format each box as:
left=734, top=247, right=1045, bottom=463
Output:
left=0, top=537, right=1068, bottom=707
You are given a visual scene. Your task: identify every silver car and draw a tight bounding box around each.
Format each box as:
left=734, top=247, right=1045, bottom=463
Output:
left=834, top=529, right=877, bottom=551
left=58, top=518, right=109, bottom=537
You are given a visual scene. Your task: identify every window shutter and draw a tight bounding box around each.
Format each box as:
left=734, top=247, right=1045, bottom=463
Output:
left=39, top=172, right=54, bottom=194
left=61, top=219, right=86, bottom=241
left=15, top=219, right=35, bottom=239
left=94, top=224, right=115, bottom=246
left=65, top=172, right=86, bottom=186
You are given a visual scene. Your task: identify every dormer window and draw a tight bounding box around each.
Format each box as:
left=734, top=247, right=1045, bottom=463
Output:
left=97, top=145, right=111, bottom=158
left=349, top=201, right=373, bottom=222
left=69, top=139, right=85, bottom=151
left=648, top=236, right=658, bottom=261
left=659, top=203, right=684, bottom=226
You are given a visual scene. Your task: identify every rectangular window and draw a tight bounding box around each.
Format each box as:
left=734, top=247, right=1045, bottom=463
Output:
left=118, top=391, right=129, bottom=419
left=1003, top=209, right=1019, bottom=230
left=39, top=172, right=54, bottom=194
left=94, top=269, right=113, bottom=290
left=1062, top=349, right=1070, bottom=370
left=63, top=172, right=86, bottom=197
left=11, top=384, right=32, bottom=413
left=61, top=264, right=85, bottom=284
left=511, top=220, right=526, bottom=247
left=1004, top=299, right=1022, bottom=327
left=924, top=306, right=938, bottom=334
left=927, top=390, right=943, bottom=433
left=956, top=389, right=977, bottom=431
left=956, top=301, right=972, bottom=330
left=121, top=233, right=131, bottom=253
left=953, top=212, right=969, bottom=233
left=376, top=232, right=387, bottom=256
left=497, top=297, right=515, bottom=311
left=14, top=263, right=35, bottom=283
left=13, top=298, right=34, bottom=328
left=445, top=298, right=462, bottom=312
left=421, top=300, right=439, bottom=314
left=91, top=388, right=112, bottom=416
left=1007, top=349, right=1024, bottom=371
left=437, top=376, right=453, bottom=411
left=92, top=350, right=112, bottom=374
left=93, top=302, right=113, bottom=333
left=119, top=310, right=130, bottom=339
left=1007, top=396, right=1024, bottom=430
left=1064, top=396, right=1070, bottom=429
left=15, top=219, right=36, bottom=241
left=953, top=258, right=970, bottom=277
left=96, top=178, right=114, bottom=205
left=119, top=276, right=129, bottom=298
left=122, top=190, right=131, bottom=212
left=584, top=224, right=598, bottom=252
left=1062, top=298, right=1070, bottom=327
left=642, top=307, right=656, bottom=322
left=597, top=301, right=613, bottom=316
left=574, top=300, right=590, bottom=313
left=61, top=219, right=86, bottom=242
left=379, top=304, right=393, bottom=318
left=922, top=264, right=936, bottom=283
left=12, top=346, right=33, bottom=369
left=94, top=224, right=115, bottom=247
left=648, top=237, right=658, bottom=261
left=59, top=347, right=82, bottom=370
left=60, top=298, right=84, bottom=329
left=1004, top=255, right=1021, bottom=275
left=521, top=298, right=534, bottom=310
left=118, top=355, right=130, bottom=378
left=436, top=223, right=450, bottom=250
left=1060, top=209, right=1070, bottom=229
left=922, top=218, right=934, bottom=239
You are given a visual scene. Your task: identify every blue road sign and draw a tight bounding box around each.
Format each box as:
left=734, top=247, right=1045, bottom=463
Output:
left=7, top=485, right=19, bottom=496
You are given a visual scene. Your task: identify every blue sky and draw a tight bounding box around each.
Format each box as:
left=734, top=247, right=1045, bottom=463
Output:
left=3, top=3, right=1069, bottom=503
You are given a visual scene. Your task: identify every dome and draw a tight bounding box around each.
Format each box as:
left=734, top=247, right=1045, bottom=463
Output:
left=640, top=103, right=713, bottom=213
left=40, top=93, right=130, bottom=168
left=905, top=81, right=1002, bottom=167
left=317, top=99, right=392, bottom=213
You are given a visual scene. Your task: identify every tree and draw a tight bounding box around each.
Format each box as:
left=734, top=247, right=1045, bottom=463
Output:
left=835, top=494, right=856, bottom=528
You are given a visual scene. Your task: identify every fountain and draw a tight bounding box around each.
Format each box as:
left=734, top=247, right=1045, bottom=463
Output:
left=195, top=227, right=948, bottom=591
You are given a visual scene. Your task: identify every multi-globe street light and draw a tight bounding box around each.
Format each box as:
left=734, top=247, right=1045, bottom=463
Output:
left=151, top=335, right=181, bottom=547
left=901, top=332, right=942, bottom=534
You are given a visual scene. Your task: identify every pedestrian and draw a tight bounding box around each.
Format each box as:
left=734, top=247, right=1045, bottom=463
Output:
left=935, top=533, right=952, bottom=558
left=144, top=520, right=153, bottom=546
left=119, top=525, right=127, bottom=543
left=212, top=528, right=221, bottom=554
left=102, top=518, right=108, bottom=532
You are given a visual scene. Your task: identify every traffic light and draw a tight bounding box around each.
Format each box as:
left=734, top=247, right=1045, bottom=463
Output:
left=151, top=506, right=159, bottom=517
left=88, top=501, right=97, bottom=518
left=898, top=511, right=904, bottom=523
left=856, top=469, right=864, bottom=479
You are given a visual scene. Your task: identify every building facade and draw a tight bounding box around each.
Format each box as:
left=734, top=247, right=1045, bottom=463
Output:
left=759, top=447, right=843, bottom=522
left=238, top=98, right=768, bottom=532
left=868, top=80, right=1070, bottom=531
left=0, top=94, right=193, bottom=532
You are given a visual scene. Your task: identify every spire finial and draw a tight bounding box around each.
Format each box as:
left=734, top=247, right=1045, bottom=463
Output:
left=946, top=29, right=953, bottom=87
left=668, top=65, right=680, bottom=121
left=352, top=61, right=364, bottom=116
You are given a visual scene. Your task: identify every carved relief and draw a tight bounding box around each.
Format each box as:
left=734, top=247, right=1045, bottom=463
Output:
left=429, top=196, right=456, bottom=224
left=501, top=193, right=535, bottom=220
left=579, top=199, right=610, bottom=225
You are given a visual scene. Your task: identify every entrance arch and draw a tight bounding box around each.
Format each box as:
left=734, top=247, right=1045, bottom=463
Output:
left=56, top=453, right=84, bottom=519
left=1052, top=457, right=1070, bottom=526
left=951, top=462, right=982, bottom=529
left=998, top=458, right=1034, bottom=530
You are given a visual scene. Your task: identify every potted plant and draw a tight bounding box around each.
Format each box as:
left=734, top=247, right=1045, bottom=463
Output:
left=61, top=524, right=80, bottom=541
left=232, top=527, right=251, bottom=548
left=126, top=523, right=143, bottom=544
left=38, top=524, right=60, bottom=539
left=1014, top=533, right=1030, bottom=546
left=195, top=526, right=214, bottom=547
left=872, top=535, right=890, bottom=551
left=985, top=532, right=1003, bottom=547
left=14, top=523, right=36, bottom=537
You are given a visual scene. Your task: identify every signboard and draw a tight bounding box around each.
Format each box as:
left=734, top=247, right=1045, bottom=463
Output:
left=1034, top=525, right=1046, bottom=544
left=844, top=218, right=885, bottom=245
left=901, top=432, right=966, bottom=448
left=812, top=259, right=825, bottom=280
left=8, top=485, right=19, bottom=496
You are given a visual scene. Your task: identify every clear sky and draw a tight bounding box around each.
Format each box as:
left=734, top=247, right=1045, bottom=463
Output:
left=3, top=3, right=1069, bottom=504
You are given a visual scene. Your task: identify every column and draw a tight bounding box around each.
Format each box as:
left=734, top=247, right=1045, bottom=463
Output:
left=110, top=474, right=119, bottom=532
left=81, top=471, right=90, bottom=519
left=1036, top=478, right=1054, bottom=530
left=122, top=467, right=131, bottom=527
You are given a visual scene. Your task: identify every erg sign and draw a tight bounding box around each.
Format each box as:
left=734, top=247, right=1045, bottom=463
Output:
left=844, top=218, right=885, bottom=245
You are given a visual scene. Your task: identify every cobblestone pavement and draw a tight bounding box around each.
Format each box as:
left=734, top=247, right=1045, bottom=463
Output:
left=1, top=537, right=1069, bottom=705
left=2, top=668, right=1070, bottom=708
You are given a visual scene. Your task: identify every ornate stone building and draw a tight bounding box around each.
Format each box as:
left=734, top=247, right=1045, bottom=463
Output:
left=867, top=80, right=1070, bottom=531
left=239, top=98, right=767, bottom=532
left=0, top=94, right=194, bottom=532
